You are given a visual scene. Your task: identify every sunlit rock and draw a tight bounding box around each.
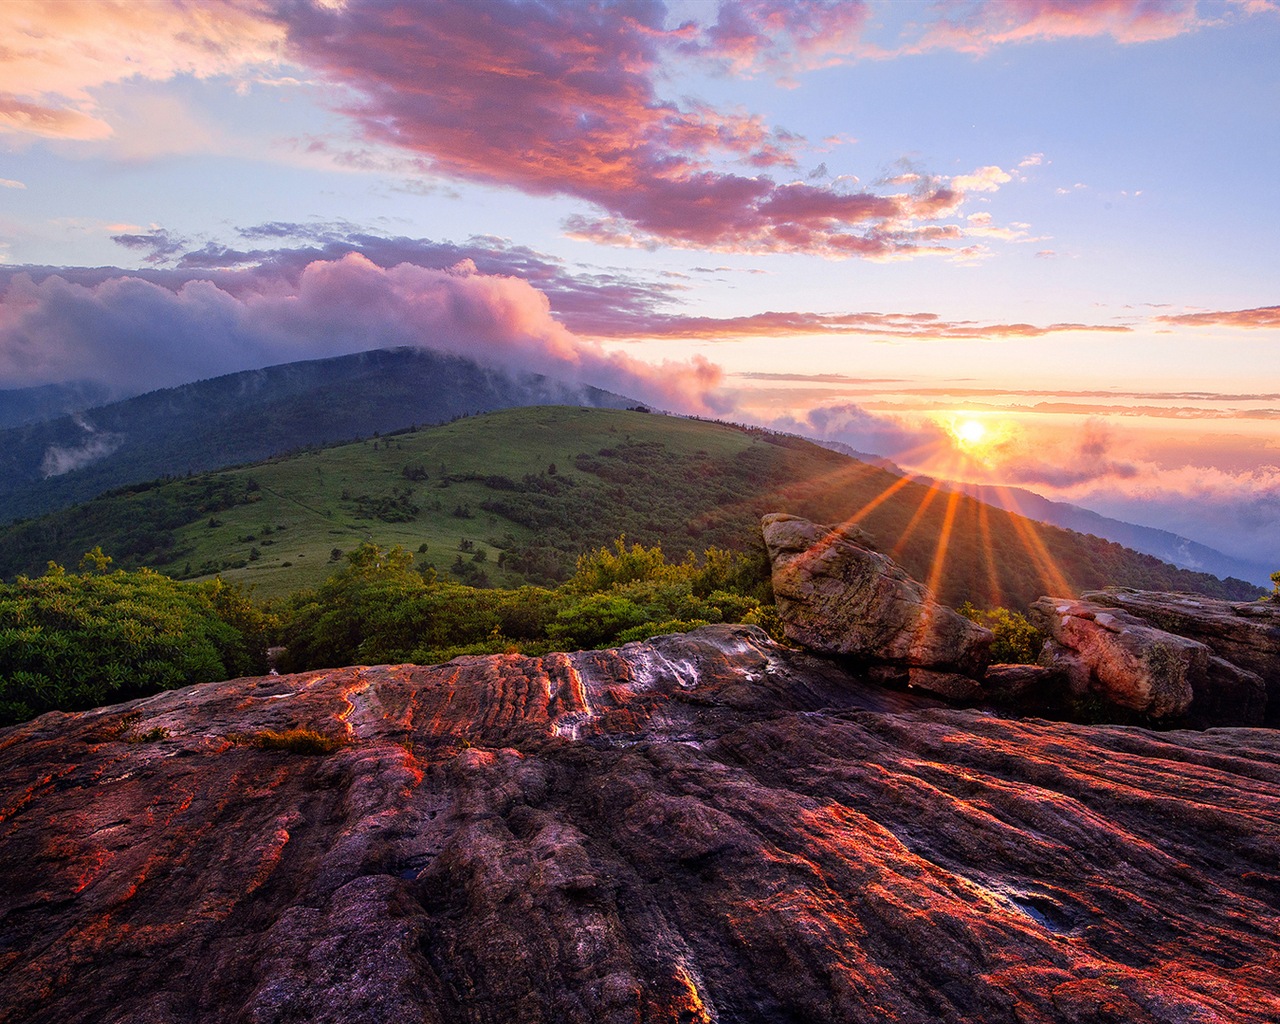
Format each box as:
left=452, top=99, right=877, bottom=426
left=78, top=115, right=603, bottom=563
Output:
left=1032, top=595, right=1270, bottom=725
left=761, top=512, right=992, bottom=696
left=1084, top=588, right=1279, bottom=724
left=1030, top=597, right=1203, bottom=717
left=2, top=625, right=1279, bottom=1023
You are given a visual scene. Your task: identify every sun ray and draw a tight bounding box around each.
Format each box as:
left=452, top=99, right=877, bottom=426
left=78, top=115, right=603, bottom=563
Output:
left=924, top=487, right=963, bottom=598
left=990, top=485, right=1076, bottom=598
left=975, top=496, right=1005, bottom=608
left=847, top=474, right=914, bottom=527
left=889, top=480, right=943, bottom=562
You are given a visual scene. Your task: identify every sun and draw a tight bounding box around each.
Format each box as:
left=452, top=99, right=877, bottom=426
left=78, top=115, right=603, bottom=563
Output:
left=954, top=419, right=987, bottom=447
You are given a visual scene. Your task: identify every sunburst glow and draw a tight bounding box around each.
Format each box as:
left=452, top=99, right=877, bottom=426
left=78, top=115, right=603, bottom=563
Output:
left=955, top=419, right=987, bottom=447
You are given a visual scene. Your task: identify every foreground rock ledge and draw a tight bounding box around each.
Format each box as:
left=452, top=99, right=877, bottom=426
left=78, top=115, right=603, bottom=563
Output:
left=2, top=626, right=1279, bottom=1024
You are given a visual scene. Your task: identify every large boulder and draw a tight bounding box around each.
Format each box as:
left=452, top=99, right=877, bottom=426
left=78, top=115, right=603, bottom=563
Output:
left=1029, top=596, right=1270, bottom=724
left=1083, top=589, right=1279, bottom=724
left=761, top=513, right=992, bottom=696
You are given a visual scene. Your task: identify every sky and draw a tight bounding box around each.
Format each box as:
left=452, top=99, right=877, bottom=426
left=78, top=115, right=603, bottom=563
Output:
left=1, top=0, right=1278, bottom=574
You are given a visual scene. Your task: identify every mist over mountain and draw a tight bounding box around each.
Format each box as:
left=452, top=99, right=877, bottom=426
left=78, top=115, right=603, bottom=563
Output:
left=0, top=381, right=113, bottom=430
left=0, top=348, right=634, bottom=524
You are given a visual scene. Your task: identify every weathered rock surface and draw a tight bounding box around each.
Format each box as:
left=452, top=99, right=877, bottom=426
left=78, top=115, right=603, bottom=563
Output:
left=762, top=513, right=992, bottom=696
left=3, top=624, right=1279, bottom=1024
left=1083, top=589, right=1280, bottom=724
left=1032, top=596, right=1273, bottom=727
left=1030, top=598, right=1208, bottom=718
left=980, top=662, right=1068, bottom=704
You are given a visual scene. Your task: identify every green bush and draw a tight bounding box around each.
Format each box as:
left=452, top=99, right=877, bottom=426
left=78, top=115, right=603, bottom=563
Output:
left=277, top=538, right=773, bottom=671
left=0, top=557, right=270, bottom=726
left=958, top=603, right=1045, bottom=664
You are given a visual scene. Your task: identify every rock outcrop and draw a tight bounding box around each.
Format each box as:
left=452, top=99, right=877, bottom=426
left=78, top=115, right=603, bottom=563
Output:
left=3, top=624, right=1279, bottom=1024
left=1031, top=595, right=1273, bottom=727
left=758, top=512, right=1277, bottom=727
left=761, top=513, right=993, bottom=698
left=1084, top=589, right=1280, bottom=724
left=1030, top=597, right=1208, bottom=717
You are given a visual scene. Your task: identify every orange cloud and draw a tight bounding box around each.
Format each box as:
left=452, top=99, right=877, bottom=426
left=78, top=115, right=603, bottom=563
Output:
left=0, top=95, right=110, bottom=140
left=0, top=0, right=284, bottom=139
left=951, top=165, right=1013, bottom=193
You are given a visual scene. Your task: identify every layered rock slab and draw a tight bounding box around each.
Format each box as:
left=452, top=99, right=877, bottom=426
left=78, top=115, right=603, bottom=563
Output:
left=1083, top=589, right=1280, bottom=725
left=1032, top=596, right=1271, bottom=727
left=761, top=512, right=992, bottom=697
left=1, top=625, right=1279, bottom=1023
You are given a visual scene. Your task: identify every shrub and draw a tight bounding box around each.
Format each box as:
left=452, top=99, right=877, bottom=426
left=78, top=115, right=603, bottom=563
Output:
left=958, top=603, right=1045, bottom=664
left=0, top=558, right=270, bottom=726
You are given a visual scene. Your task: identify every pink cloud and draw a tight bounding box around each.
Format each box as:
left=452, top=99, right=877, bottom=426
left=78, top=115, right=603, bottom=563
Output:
left=689, top=1, right=871, bottom=75
left=276, top=1, right=977, bottom=258
left=0, top=255, right=726, bottom=414
left=1, top=2, right=1058, bottom=258
left=1155, top=305, right=1280, bottom=328
left=903, top=0, right=1206, bottom=54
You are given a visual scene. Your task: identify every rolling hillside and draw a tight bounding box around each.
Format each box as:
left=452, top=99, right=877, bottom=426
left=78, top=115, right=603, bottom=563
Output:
left=0, top=347, right=634, bottom=523
left=0, top=407, right=1261, bottom=609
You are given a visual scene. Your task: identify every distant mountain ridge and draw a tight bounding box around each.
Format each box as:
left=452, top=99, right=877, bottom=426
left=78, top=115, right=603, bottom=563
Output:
left=0, top=381, right=112, bottom=430
left=0, top=348, right=635, bottom=523
left=809, top=439, right=1271, bottom=589
left=946, top=480, right=1272, bottom=589
left=0, top=406, right=1261, bottom=608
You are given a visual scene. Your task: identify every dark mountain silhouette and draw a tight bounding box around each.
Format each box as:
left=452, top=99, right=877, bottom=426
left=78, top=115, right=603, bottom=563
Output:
left=0, top=348, right=633, bottom=523
left=0, top=380, right=112, bottom=430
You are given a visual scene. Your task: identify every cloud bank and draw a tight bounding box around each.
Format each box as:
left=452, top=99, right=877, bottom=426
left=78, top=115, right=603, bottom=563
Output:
left=0, top=254, right=725, bottom=414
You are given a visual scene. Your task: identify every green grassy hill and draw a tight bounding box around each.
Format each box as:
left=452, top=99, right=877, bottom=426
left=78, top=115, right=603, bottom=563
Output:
left=0, top=406, right=1261, bottom=608
left=0, top=347, right=633, bottom=522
